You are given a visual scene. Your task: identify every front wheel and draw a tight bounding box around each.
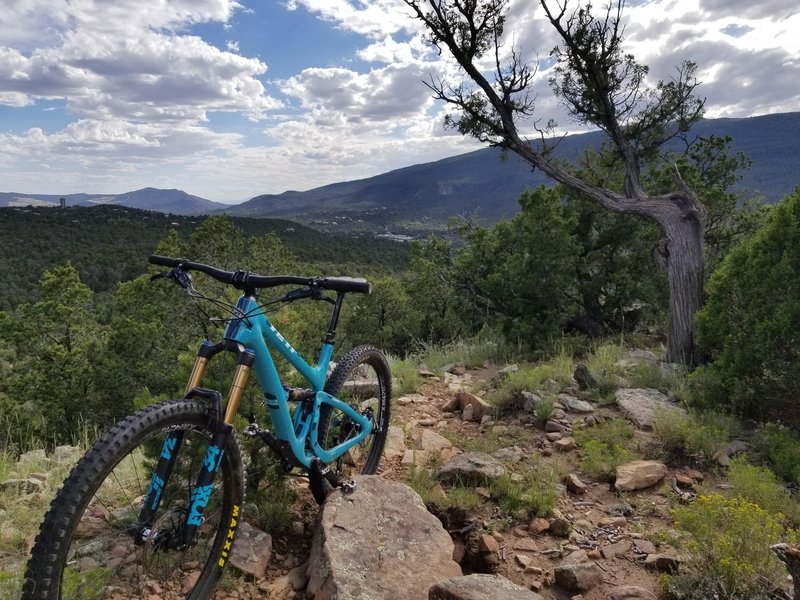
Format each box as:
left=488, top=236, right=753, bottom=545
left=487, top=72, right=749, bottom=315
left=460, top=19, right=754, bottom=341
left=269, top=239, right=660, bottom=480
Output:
left=318, top=344, right=392, bottom=481
left=23, top=399, right=244, bottom=600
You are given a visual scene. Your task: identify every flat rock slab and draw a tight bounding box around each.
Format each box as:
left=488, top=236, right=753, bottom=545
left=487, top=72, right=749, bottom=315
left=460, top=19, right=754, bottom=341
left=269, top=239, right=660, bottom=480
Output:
left=429, top=574, right=543, bottom=600
left=615, top=460, right=668, bottom=491
left=615, top=388, right=685, bottom=430
left=437, top=452, right=506, bottom=485
left=609, top=586, right=659, bottom=600
left=306, top=476, right=461, bottom=600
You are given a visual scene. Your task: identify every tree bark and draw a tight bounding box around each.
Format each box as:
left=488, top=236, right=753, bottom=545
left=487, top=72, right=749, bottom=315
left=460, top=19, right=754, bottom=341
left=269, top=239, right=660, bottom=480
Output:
left=656, top=194, right=705, bottom=364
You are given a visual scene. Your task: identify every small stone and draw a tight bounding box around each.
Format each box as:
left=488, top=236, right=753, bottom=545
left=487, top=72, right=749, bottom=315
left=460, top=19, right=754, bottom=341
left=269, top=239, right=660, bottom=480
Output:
left=541, top=447, right=554, bottom=457
left=546, top=432, right=563, bottom=441
left=554, top=562, right=602, bottom=592
left=559, top=395, right=594, bottom=414
left=415, top=429, right=453, bottom=452
left=608, top=586, right=659, bottom=600
left=599, top=516, right=627, bottom=527
left=513, top=538, right=538, bottom=552
left=686, top=469, right=704, bottom=482
left=530, top=518, right=550, bottom=535
left=565, top=474, right=588, bottom=494
left=516, top=554, right=532, bottom=568
left=442, top=397, right=460, bottom=412
left=418, top=417, right=437, bottom=427
left=712, top=449, right=731, bottom=466
left=549, top=517, right=571, bottom=537
left=431, top=483, right=447, bottom=501
left=462, top=404, right=475, bottom=421
left=480, top=533, right=500, bottom=553
left=601, top=540, right=632, bottom=558
left=615, top=460, right=668, bottom=491
left=633, top=539, right=657, bottom=555
left=476, top=487, right=492, bottom=499
left=555, top=437, right=575, bottom=452
left=587, top=549, right=601, bottom=560
left=545, top=420, right=567, bottom=433
left=645, top=553, right=681, bottom=573
left=525, top=565, right=543, bottom=575
left=674, top=474, right=694, bottom=488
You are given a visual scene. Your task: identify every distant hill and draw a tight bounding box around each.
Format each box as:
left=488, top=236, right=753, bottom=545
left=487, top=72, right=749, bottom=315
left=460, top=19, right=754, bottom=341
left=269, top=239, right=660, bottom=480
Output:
left=0, top=205, right=410, bottom=310
left=3, top=113, right=798, bottom=225
left=0, top=187, right=226, bottom=215
left=226, top=112, right=800, bottom=227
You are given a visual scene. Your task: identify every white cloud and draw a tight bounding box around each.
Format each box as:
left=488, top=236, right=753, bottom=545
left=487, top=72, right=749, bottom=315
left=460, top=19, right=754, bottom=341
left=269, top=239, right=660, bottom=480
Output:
left=286, top=0, right=417, bottom=37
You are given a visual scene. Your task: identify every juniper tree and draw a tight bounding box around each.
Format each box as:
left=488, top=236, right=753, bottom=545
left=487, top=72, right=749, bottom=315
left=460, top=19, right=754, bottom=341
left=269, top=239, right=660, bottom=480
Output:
left=405, top=0, right=706, bottom=364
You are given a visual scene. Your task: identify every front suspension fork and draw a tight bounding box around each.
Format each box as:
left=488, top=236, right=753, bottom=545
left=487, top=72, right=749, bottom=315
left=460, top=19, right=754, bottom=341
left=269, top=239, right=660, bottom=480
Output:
left=134, top=350, right=252, bottom=548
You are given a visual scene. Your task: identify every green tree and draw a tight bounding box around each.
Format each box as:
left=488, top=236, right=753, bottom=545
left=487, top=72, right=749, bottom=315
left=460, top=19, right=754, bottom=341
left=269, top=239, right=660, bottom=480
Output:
left=0, top=263, right=107, bottom=444
left=405, top=0, right=707, bottom=364
left=695, top=188, right=800, bottom=420
left=453, top=187, right=579, bottom=345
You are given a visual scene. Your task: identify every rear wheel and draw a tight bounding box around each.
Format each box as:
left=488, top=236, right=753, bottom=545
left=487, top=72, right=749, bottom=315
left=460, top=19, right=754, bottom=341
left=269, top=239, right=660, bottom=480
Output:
left=23, top=399, right=244, bottom=600
left=318, top=344, right=392, bottom=482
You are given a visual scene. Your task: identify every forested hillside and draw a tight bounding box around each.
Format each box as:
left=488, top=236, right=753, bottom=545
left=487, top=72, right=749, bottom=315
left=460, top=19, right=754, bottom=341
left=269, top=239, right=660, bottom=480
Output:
left=0, top=205, right=410, bottom=309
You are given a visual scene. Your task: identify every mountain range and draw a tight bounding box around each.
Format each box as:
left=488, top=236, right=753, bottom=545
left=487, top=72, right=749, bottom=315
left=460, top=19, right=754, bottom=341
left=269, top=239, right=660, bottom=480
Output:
left=0, top=188, right=225, bottom=215
left=3, top=112, right=798, bottom=224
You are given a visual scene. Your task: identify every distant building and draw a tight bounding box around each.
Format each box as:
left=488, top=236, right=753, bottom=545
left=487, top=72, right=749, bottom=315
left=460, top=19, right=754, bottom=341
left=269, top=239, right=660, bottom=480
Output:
left=59, top=197, right=66, bottom=208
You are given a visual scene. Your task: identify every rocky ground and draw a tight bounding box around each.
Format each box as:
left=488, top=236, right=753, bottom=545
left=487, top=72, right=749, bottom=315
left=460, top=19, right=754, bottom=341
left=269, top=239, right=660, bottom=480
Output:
left=223, top=351, right=725, bottom=599
left=3, top=350, right=787, bottom=599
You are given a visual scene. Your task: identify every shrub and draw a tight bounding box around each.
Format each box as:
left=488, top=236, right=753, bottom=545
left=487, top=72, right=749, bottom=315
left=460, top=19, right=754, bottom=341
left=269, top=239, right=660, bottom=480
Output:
left=390, top=358, right=421, bottom=396
left=652, top=408, right=739, bottom=465
left=487, top=363, right=571, bottom=411
left=727, top=458, right=800, bottom=527
left=574, top=419, right=635, bottom=481
left=752, top=423, right=800, bottom=486
left=696, top=188, right=800, bottom=420
left=665, top=495, right=787, bottom=599
left=491, top=465, right=559, bottom=518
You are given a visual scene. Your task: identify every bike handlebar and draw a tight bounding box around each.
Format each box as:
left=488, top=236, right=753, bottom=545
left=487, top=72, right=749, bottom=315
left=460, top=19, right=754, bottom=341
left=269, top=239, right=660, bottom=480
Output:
left=148, top=255, right=371, bottom=294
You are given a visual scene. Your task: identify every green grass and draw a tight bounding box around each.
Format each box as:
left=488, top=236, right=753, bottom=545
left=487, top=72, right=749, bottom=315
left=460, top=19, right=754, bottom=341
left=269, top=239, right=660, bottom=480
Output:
left=389, top=357, right=422, bottom=396
left=727, top=458, right=800, bottom=528
left=573, top=419, right=636, bottom=481
left=652, top=408, right=740, bottom=465
left=752, top=423, right=800, bottom=486
left=415, top=328, right=519, bottom=371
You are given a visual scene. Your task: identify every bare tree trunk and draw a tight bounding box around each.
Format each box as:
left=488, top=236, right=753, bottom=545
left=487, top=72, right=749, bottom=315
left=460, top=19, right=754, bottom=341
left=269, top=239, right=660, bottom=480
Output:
left=655, top=194, right=705, bottom=364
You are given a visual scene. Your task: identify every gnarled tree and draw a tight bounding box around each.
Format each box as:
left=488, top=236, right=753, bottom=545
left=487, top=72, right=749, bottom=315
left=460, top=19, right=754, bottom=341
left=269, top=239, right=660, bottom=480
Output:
left=405, top=0, right=706, bottom=364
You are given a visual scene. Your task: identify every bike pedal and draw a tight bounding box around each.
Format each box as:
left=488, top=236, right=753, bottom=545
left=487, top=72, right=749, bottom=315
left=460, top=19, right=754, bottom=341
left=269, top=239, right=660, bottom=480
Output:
left=242, top=423, right=261, bottom=437
left=341, top=479, right=357, bottom=494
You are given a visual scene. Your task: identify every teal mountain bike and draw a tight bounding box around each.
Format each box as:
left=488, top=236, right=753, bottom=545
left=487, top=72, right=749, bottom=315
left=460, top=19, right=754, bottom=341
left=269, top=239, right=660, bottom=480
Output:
left=23, top=255, right=392, bottom=599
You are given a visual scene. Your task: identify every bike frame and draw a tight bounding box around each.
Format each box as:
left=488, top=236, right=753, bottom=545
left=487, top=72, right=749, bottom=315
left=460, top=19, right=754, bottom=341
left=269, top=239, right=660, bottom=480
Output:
left=137, top=289, right=372, bottom=548
left=221, top=294, right=373, bottom=467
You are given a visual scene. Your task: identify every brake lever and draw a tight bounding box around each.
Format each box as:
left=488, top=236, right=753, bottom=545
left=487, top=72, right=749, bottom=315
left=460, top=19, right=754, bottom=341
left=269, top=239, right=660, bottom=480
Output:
left=165, top=268, right=192, bottom=290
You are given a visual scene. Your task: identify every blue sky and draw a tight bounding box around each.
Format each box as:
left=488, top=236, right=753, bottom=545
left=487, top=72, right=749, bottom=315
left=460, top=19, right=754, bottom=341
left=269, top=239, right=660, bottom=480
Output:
left=1, top=0, right=798, bottom=203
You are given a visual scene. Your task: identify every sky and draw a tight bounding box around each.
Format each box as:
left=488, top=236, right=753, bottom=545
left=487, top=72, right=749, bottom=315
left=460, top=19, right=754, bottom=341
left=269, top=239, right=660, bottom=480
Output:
left=0, top=0, right=798, bottom=204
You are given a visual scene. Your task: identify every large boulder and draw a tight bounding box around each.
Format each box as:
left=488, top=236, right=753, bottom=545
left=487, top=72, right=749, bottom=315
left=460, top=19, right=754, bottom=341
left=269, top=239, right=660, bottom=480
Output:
left=306, top=476, right=461, bottom=600
left=429, top=573, right=543, bottom=599
left=437, top=452, right=506, bottom=485
left=615, top=388, right=685, bottom=430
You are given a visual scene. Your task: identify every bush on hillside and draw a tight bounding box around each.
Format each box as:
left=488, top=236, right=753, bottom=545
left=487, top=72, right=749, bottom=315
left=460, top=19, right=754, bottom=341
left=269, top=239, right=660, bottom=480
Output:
left=695, top=188, right=800, bottom=420
left=665, top=495, right=791, bottom=599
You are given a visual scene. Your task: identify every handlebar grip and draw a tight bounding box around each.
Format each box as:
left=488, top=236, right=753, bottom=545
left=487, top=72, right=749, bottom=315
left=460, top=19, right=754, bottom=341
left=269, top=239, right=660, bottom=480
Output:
left=149, top=255, right=184, bottom=267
